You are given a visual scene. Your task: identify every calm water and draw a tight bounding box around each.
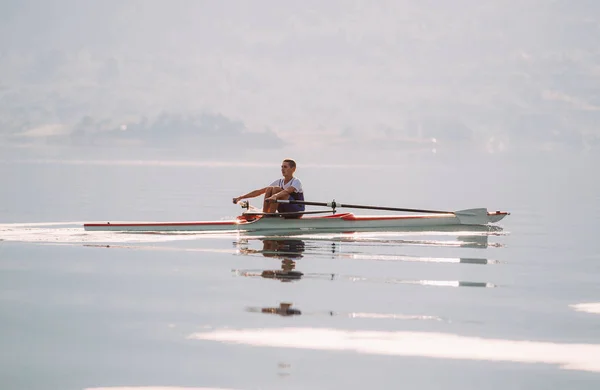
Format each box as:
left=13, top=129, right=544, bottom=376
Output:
left=1, top=155, right=599, bottom=390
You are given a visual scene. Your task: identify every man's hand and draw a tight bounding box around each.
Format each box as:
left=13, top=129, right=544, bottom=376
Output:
left=233, top=197, right=241, bottom=204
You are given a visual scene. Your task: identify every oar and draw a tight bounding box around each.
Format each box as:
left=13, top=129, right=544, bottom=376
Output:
left=276, top=199, right=490, bottom=225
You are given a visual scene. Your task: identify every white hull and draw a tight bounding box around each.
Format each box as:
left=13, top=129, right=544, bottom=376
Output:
left=83, top=211, right=509, bottom=233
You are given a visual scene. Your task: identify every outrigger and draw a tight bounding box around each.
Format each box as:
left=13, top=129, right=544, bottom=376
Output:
left=83, top=199, right=509, bottom=232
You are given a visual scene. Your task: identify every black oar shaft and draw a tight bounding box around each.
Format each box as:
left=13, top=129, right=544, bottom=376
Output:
left=279, top=199, right=452, bottom=214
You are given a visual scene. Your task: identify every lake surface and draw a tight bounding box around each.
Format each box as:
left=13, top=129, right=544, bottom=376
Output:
left=1, top=155, right=599, bottom=390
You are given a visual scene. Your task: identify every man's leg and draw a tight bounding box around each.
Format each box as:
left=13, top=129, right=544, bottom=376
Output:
left=273, top=191, right=290, bottom=213
left=262, top=187, right=276, bottom=212
left=263, top=187, right=290, bottom=213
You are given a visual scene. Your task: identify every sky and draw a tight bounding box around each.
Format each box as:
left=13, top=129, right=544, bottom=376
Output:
left=1, top=0, right=599, bottom=161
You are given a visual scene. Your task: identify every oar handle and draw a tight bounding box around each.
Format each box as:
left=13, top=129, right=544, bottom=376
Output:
left=277, top=199, right=452, bottom=214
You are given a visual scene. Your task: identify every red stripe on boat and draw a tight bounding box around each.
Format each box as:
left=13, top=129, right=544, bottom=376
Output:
left=84, top=221, right=238, bottom=227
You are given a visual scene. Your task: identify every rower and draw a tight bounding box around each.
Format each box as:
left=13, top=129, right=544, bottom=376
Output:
left=233, top=159, right=305, bottom=218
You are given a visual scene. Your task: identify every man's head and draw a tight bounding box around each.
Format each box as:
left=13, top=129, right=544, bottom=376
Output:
left=281, top=159, right=297, bottom=176
left=283, top=159, right=296, bottom=168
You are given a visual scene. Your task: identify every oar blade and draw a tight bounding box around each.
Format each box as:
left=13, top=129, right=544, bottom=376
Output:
left=454, top=208, right=490, bottom=225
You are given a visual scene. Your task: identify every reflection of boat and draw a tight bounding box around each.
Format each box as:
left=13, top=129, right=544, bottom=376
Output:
left=234, top=238, right=495, bottom=285
left=234, top=265, right=494, bottom=287
left=234, top=256, right=331, bottom=282
left=247, top=302, right=303, bottom=316
left=235, top=239, right=309, bottom=281
left=260, top=269, right=305, bottom=280
left=244, top=303, right=442, bottom=321
left=235, top=237, right=497, bottom=265
left=238, top=238, right=305, bottom=259
left=83, top=202, right=509, bottom=232
left=239, top=222, right=505, bottom=237
left=236, top=259, right=308, bottom=281
left=289, top=233, right=493, bottom=249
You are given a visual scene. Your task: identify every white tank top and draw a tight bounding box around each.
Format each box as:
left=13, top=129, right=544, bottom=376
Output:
left=269, top=177, right=303, bottom=193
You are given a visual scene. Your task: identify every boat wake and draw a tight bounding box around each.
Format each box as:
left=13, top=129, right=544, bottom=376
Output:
left=0, top=222, right=226, bottom=244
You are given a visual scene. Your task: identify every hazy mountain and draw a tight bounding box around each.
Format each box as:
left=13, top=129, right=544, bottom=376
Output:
left=1, top=0, right=599, bottom=160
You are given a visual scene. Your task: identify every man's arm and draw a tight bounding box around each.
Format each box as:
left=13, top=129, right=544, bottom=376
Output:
left=233, top=187, right=267, bottom=203
left=268, top=186, right=297, bottom=201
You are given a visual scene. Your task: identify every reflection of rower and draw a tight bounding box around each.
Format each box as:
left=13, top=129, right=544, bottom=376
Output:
left=236, top=238, right=306, bottom=260
left=261, top=259, right=304, bottom=281
left=256, top=302, right=302, bottom=316
left=261, top=238, right=305, bottom=259
left=247, top=302, right=444, bottom=320
left=234, top=266, right=493, bottom=287
left=236, top=238, right=306, bottom=281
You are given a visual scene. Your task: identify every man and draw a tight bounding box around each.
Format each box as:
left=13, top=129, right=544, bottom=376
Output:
left=232, top=159, right=305, bottom=217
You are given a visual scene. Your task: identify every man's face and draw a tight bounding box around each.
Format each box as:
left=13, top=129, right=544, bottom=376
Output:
left=281, top=162, right=294, bottom=175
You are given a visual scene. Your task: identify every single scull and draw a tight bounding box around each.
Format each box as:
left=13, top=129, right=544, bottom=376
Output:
left=83, top=199, right=509, bottom=232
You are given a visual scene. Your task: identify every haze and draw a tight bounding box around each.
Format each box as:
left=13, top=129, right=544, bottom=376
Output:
left=1, top=0, right=599, bottom=163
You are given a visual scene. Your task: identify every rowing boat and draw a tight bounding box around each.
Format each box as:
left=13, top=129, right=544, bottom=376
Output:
left=83, top=200, right=509, bottom=232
